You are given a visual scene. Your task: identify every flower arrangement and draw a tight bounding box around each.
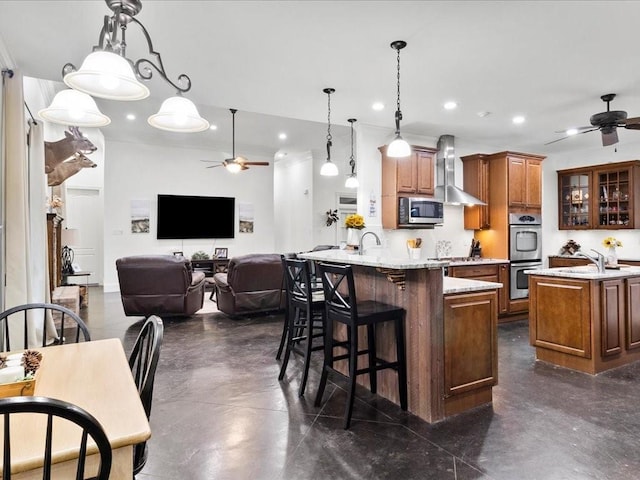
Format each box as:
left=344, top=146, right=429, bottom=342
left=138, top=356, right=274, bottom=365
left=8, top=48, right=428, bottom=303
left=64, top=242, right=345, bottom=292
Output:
left=46, top=195, right=63, bottom=212
left=191, top=251, right=210, bottom=260
left=602, top=236, right=623, bottom=249
left=344, top=213, right=365, bottom=230
left=325, top=209, right=339, bottom=227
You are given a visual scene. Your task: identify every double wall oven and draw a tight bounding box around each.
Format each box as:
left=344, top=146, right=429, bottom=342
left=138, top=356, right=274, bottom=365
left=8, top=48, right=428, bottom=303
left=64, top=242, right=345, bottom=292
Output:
left=509, top=213, right=542, bottom=300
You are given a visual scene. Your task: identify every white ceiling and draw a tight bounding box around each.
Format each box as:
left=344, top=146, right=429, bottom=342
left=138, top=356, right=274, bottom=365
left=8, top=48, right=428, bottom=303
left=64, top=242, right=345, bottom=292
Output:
left=3, top=0, right=640, bottom=158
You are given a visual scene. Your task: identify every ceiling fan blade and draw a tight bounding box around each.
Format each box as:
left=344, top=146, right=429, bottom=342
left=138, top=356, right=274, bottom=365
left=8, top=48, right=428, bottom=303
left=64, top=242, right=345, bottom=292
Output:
left=553, top=126, right=593, bottom=134
left=623, top=116, right=640, bottom=125
left=602, top=130, right=619, bottom=146
left=205, top=164, right=223, bottom=169
left=545, top=128, right=599, bottom=145
left=243, top=162, right=270, bottom=166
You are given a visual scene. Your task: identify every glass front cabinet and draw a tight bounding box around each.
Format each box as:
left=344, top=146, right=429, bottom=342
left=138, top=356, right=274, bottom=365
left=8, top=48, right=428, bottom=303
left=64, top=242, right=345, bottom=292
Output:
left=558, top=161, right=640, bottom=230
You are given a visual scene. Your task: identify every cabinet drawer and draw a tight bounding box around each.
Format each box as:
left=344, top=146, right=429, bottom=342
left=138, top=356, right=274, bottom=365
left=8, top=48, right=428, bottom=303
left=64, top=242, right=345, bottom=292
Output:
left=449, top=264, right=499, bottom=279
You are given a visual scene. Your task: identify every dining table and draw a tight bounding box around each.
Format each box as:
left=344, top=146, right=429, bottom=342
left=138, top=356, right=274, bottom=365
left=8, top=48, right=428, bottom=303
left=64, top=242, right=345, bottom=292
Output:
left=0, top=338, right=151, bottom=479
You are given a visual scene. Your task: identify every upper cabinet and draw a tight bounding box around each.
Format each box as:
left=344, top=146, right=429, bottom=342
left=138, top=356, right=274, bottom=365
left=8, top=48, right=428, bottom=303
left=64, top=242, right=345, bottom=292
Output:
left=558, top=160, right=640, bottom=230
left=507, top=154, right=543, bottom=210
left=381, top=145, right=437, bottom=229
left=461, top=154, right=490, bottom=230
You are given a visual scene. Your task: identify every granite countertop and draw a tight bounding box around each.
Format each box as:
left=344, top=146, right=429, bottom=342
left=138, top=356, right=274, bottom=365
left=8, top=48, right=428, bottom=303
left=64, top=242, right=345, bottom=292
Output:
left=528, top=265, right=640, bottom=280
left=298, top=249, right=448, bottom=270
left=443, top=277, right=503, bottom=295
left=446, top=258, right=509, bottom=266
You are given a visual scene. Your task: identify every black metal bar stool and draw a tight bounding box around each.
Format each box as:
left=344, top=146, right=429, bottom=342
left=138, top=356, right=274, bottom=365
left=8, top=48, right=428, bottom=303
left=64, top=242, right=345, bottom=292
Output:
left=314, top=262, right=408, bottom=429
left=278, top=258, right=326, bottom=397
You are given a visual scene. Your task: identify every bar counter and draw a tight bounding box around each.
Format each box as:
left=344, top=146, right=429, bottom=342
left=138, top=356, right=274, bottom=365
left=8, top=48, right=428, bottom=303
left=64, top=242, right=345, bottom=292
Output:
left=299, top=249, right=501, bottom=422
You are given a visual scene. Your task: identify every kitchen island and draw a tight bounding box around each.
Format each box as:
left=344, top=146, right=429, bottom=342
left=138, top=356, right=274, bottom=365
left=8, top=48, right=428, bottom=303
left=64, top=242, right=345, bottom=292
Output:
left=299, top=249, right=502, bottom=423
left=528, top=265, right=640, bottom=374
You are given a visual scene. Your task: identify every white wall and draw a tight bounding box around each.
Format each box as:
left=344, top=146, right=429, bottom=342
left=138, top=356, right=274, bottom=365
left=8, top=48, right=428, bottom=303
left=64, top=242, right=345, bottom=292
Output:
left=103, top=140, right=275, bottom=291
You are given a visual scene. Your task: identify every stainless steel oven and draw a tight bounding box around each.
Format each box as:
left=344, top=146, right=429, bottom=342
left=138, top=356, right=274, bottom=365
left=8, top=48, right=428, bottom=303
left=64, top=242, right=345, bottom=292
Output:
left=509, top=213, right=542, bottom=262
left=510, top=260, right=542, bottom=300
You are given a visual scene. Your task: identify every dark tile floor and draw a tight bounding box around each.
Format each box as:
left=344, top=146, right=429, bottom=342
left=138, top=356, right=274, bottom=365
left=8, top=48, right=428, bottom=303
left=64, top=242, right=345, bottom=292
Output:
left=85, top=288, right=640, bottom=480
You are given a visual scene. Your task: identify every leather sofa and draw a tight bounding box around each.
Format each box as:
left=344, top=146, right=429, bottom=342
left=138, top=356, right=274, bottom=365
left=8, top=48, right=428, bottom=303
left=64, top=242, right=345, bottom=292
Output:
left=213, top=253, right=285, bottom=317
left=116, top=255, right=206, bottom=317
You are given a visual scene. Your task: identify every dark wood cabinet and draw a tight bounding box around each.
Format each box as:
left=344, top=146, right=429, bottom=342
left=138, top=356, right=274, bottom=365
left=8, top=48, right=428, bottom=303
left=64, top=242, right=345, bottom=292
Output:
left=600, top=279, right=624, bottom=356
left=558, top=160, right=640, bottom=230
left=381, top=145, right=437, bottom=229
left=447, top=263, right=509, bottom=317
left=508, top=154, right=542, bottom=210
left=443, top=290, right=498, bottom=403
left=461, top=154, right=490, bottom=230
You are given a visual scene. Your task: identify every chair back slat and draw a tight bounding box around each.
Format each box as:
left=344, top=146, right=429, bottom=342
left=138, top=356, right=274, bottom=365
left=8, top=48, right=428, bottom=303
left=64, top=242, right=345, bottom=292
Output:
left=0, top=396, right=111, bottom=480
left=283, top=259, right=315, bottom=311
left=317, top=263, right=357, bottom=322
left=0, top=303, right=90, bottom=351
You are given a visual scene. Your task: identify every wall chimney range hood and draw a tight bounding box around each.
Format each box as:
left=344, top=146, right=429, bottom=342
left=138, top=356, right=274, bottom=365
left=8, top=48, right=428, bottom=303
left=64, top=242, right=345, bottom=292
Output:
left=434, top=134, right=486, bottom=206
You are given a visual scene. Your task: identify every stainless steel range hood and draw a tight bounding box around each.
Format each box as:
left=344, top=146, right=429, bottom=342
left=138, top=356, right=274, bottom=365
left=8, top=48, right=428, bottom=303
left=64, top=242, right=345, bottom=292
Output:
left=434, top=134, right=486, bottom=206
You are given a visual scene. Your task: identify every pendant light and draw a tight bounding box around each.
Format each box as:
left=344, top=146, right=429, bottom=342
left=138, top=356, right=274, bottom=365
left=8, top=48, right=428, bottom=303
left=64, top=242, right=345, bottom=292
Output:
left=38, top=89, right=111, bottom=127
left=345, top=118, right=359, bottom=188
left=320, top=87, right=339, bottom=176
left=387, top=40, right=411, bottom=158
left=48, top=0, right=208, bottom=133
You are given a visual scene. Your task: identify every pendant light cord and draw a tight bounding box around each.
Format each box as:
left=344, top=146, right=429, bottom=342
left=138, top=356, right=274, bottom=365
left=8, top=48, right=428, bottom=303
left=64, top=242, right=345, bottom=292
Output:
left=395, top=46, right=403, bottom=134
left=349, top=118, right=356, bottom=175
left=326, top=90, right=332, bottom=161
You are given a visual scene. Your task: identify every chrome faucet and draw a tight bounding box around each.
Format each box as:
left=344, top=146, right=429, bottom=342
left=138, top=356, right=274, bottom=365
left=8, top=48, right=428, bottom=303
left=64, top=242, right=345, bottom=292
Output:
left=574, top=249, right=606, bottom=273
left=358, top=231, right=381, bottom=255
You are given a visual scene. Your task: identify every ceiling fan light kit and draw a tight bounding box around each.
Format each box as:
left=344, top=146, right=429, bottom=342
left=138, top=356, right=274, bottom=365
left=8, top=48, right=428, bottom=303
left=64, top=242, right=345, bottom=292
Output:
left=43, top=0, right=208, bottom=132
left=321, top=87, right=339, bottom=177
left=387, top=40, right=411, bottom=158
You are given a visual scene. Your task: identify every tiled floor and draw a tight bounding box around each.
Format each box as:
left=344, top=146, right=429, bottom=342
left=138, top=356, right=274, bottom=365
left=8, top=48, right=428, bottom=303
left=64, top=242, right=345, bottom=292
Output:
left=85, top=288, right=640, bottom=480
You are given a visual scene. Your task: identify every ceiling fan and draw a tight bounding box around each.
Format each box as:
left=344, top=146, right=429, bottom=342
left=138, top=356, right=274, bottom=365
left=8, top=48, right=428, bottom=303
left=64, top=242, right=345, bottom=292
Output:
left=202, top=109, right=270, bottom=172
left=547, top=93, right=640, bottom=146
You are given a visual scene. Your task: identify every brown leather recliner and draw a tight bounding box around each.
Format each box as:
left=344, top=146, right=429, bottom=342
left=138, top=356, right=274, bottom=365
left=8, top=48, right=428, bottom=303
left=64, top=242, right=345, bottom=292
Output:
left=116, top=255, right=205, bottom=317
left=213, top=253, right=285, bottom=317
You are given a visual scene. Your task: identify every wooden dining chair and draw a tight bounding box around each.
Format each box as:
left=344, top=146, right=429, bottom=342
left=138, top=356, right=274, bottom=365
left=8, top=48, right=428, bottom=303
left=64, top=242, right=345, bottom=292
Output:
left=0, top=303, right=91, bottom=351
left=0, top=395, right=112, bottom=479
left=128, top=315, right=164, bottom=475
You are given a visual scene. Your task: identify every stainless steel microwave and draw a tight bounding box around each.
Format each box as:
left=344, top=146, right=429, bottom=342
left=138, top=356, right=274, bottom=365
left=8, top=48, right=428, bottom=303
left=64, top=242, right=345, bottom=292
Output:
left=398, top=197, right=444, bottom=226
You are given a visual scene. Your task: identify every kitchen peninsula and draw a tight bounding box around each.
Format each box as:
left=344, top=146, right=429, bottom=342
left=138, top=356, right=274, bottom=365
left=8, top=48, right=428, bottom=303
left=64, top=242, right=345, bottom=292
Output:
left=528, top=265, right=640, bottom=374
left=299, top=249, right=502, bottom=423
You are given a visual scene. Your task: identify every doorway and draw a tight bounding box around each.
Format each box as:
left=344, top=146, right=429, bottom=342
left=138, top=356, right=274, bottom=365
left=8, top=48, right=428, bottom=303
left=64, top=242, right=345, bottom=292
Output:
left=65, top=187, right=103, bottom=285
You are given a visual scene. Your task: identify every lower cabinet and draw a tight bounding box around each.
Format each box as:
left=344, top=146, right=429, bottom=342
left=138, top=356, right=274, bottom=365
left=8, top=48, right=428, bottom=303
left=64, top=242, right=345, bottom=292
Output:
left=447, top=263, right=509, bottom=317
left=443, top=290, right=498, bottom=415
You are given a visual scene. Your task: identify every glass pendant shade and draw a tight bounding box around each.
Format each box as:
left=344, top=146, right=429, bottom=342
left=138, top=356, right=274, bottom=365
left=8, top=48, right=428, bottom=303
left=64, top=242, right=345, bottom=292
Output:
left=38, top=89, right=111, bottom=127
left=345, top=175, right=359, bottom=188
left=387, top=134, right=411, bottom=157
left=64, top=51, right=150, bottom=101
left=147, top=96, right=209, bottom=132
left=226, top=161, right=243, bottom=174
left=320, top=160, right=339, bottom=176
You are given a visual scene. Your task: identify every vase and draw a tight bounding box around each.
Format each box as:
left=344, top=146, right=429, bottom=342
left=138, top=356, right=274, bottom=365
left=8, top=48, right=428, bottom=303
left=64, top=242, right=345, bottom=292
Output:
left=346, top=228, right=361, bottom=248
left=606, top=246, right=618, bottom=267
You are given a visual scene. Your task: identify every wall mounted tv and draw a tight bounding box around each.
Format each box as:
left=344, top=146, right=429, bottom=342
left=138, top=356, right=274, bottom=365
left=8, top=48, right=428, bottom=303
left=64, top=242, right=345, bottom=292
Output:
left=157, top=194, right=235, bottom=239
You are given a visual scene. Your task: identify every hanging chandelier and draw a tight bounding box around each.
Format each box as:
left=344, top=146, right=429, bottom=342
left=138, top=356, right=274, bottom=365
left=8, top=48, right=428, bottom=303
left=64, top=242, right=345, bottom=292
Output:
left=387, top=40, right=411, bottom=158
left=345, top=118, right=359, bottom=188
left=320, top=87, right=339, bottom=176
left=40, top=0, right=209, bottom=133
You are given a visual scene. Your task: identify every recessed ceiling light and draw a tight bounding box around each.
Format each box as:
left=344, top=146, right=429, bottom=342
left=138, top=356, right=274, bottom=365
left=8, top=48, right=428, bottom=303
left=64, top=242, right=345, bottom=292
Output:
left=126, top=113, right=136, bottom=121
left=209, top=124, right=217, bottom=131
left=512, top=115, right=526, bottom=125
left=278, top=133, right=287, bottom=140
left=372, top=102, right=385, bottom=111
left=566, top=128, right=578, bottom=136
left=443, top=101, right=458, bottom=110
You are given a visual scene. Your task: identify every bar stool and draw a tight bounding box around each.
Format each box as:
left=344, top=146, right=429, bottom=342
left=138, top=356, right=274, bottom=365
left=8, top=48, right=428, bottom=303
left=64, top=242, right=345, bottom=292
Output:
left=314, top=262, right=408, bottom=429
left=278, top=258, right=326, bottom=397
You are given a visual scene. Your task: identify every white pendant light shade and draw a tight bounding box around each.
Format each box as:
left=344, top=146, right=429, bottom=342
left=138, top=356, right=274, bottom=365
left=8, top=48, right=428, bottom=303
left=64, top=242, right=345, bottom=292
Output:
left=226, top=161, right=243, bottom=174
left=38, top=89, right=111, bottom=127
left=345, top=175, right=359, bottom=188
left=320, top=160, right=339, bottom=176
left=147, top=96, right=209, bottom=132
left=387, top=134, right=411, bottom=157
left=64, top=51, right=150, bottom=101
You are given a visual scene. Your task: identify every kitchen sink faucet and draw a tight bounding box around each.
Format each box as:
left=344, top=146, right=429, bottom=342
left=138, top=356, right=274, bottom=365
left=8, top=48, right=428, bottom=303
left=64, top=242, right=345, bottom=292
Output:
left=574, top=249, right=606, bottom=273
left=359, top=231, right=381, bottom=255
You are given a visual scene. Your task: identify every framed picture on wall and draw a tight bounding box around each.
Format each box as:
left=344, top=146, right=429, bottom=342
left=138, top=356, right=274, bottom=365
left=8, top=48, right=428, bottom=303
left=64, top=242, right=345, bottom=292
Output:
left=173, top=251, right=184, bottom=257
left=214, top=248, right=228, bottom=259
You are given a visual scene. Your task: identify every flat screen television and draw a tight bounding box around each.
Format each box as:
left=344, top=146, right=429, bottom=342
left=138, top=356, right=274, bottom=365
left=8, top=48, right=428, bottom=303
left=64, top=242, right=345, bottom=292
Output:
left=157, top=194, right=235, bottom=239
